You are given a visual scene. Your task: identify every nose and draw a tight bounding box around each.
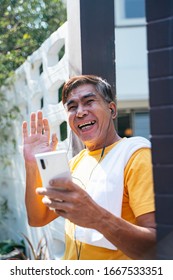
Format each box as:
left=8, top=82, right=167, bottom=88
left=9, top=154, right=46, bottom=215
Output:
left=76, top=105, right=88, bottom=118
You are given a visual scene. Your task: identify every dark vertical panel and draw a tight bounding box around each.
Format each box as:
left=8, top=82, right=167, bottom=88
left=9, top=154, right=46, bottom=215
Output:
left=80, top=0, right=116, bottom=95
left=146, top=0, right=173, bottom=259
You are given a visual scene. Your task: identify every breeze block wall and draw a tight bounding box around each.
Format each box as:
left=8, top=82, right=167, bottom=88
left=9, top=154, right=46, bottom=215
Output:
left=0, top=22, right=70, bottom=259
left=146, top=0, right=173, bottom=259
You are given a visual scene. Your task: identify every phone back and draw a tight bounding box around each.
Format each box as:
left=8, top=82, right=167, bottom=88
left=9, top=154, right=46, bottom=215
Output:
left=35, top=150, right=71, bottom=188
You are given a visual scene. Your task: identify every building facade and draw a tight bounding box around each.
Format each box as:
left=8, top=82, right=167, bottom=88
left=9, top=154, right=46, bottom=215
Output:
left=115, top=0, right=150, bottom=139
left=0, top=0, right=154, bottom=259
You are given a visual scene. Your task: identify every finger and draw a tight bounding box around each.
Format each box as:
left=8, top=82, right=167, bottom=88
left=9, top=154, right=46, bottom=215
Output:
left=37, top=187, right=68, bottom=201
left=37, top=111, right=43, bottom=134
left=42, top=196, right=64, bottom=205
left=36, top=187, right=77, bottom=212
left=22, top=121, right=28, bottom=139
left=50, top=189, right=68, bottom=201
left=43, top=118, right=50, bottom=137
left=55, top=209, right=67, bottom=217
left=30, top=112, right=36, bottom=134
left=36, top=187, right=65, bottom=196
left=36, top=187, right=47, bottom=195
left=36, top=179, right=76, bottom=193
left=50, top=133, right=58, bottom=150
left=54, top=209, right=67, bottom=218
left=41, top=196, right=65, bottom=217
left=43, top=196, right=68, bottom=212
left=49, top=177, right=79, bottom=192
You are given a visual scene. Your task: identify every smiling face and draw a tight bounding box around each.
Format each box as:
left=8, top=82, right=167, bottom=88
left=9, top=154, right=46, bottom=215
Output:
left=65, top=84, right=118, bottom=151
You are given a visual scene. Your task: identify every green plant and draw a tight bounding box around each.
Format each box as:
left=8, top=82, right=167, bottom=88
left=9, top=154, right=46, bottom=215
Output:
left=0, top=0, right=66, bottom=86
left=0, top=234, right=49, bottom=260
left=0, top=0, right=66, bottom=168
left=21, top=233, right=48, bottom=260
left=0, top=89, right=20, bottom=168
left=0, top=197, right=11, bottom=221
left=0, top=239, right=26, bottom=260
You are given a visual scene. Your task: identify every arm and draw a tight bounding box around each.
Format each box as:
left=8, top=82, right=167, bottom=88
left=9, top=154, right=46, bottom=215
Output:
left=96, top=209, right=156, bottom=260
left=36, top=178, right=156, bottom=259
left=25, top=161, right=58, bottom=226
left=22, top=111, right=58, bottom=226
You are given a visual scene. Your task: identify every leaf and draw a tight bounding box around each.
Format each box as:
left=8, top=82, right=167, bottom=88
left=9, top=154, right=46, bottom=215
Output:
left=20, top=233, right=48, bottom=260
left=20, top=233, right=37, bottom=260
left=0, top=239, right=25, bottom=255
left=23, top=33, right=30, bottom=39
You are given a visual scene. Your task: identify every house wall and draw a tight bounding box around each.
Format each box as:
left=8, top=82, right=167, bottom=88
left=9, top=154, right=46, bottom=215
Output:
left=0, top=22, right=70, bottom=259
left=115, top=27, right=149, bottom=105
left=114, top=0, right=150, bottom=139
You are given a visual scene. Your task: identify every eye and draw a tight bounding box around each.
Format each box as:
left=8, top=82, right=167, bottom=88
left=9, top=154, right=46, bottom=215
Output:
left=67, top=105, right=77, bottom=112
left=86, top=99, right=94, bottom=105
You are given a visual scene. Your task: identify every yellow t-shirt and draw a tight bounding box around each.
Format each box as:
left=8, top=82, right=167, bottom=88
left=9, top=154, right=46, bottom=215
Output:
left=62, top=140, right=155, bottom=260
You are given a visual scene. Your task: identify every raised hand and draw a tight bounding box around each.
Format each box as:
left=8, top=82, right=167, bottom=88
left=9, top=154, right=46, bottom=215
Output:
left=22, top=111, right=58, bottom=162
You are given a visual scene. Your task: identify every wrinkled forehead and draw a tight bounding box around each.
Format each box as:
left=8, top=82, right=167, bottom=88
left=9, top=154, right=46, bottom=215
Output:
left=66, top=92, right=98, bottom=108
left=66, top=83, right=99, bottom=102
left=67, top=83, right=96, bottom=97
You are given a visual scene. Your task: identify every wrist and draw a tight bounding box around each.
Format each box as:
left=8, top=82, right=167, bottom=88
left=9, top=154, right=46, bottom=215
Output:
left=25, top=159, right=37, bottom=167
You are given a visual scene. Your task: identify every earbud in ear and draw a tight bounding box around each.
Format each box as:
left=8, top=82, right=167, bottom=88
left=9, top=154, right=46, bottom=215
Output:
left=111, top=109, right=114, bottom=114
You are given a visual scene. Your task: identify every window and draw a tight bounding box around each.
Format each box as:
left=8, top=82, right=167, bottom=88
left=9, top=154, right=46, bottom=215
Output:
left=39, top=63, right=43, bottom=75
left=115, top=0, right=146, bottom=26
left=58, top=84, right=64, bottom=102
left=117, top=113, right=132, bottom=138
left=133, top=112, right=150, bottom=139
left=117, top=110, right=150, bottom=139
left=40, top=97, right=44, bottom=109
left=125, top=0, right=145, bottom=19
left=58, top=45, right=65, bottom=61
left=60, top=121, right=67, bottom=141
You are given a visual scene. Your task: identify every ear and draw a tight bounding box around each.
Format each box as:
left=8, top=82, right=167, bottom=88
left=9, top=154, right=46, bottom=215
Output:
left=109, top=102, right=117, bottom=119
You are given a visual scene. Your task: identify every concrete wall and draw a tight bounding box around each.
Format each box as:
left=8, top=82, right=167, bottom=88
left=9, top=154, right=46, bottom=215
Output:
left=0, top=22, right=70, bottom=259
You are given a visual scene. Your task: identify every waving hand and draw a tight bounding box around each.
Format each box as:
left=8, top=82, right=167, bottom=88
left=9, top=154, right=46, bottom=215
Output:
left=22, top=111, right=58, bottom=162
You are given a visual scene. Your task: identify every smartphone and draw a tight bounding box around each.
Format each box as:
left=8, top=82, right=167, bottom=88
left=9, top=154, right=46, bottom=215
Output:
left=35, top=150, right=71, bottom=188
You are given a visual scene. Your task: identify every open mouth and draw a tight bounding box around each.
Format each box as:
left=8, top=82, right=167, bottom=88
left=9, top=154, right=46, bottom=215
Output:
left=78, top=121, right=96, bottom=130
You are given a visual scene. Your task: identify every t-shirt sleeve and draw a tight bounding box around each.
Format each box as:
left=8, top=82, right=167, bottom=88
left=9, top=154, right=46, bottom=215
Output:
left=124, top=148, right=155, bottom=217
